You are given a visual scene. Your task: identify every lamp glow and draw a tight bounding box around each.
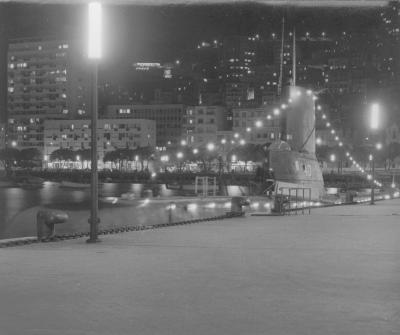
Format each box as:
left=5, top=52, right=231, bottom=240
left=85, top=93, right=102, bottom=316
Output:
left=370, top=103, right=380, bottom=130
left=88, top=2, right=102, bottom=59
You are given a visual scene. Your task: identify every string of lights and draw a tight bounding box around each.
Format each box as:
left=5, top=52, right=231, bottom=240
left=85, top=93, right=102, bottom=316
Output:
left=174, top=88, right=382, bottom=191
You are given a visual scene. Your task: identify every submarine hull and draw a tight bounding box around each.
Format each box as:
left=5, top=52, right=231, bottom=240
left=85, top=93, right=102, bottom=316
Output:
left=269, top=150, right=324, bottom=200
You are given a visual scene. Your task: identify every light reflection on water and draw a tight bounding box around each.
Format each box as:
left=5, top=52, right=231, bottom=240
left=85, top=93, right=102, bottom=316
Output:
left=0, top=182, right=178, bottom=228
left=0, top=182, right=249, bottom=238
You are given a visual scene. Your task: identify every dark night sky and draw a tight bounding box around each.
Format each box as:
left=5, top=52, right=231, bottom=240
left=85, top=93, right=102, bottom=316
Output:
left=2, top=2, right=381, bottom=64
left=0, top=2, right=383, bottom=120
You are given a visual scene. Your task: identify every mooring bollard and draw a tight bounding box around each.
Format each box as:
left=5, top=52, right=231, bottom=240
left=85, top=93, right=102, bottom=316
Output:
left=230, top=197, right=250, bottom=216
left=168, top=202, right=176, bottom=224
left=37, top=210, right=69, bottom=240
left=143, top=189, right=153, bottom=198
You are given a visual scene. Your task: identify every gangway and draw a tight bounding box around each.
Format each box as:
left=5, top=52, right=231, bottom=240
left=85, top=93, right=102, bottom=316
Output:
left=275, top=187, right=312, bottom=215
left=194, top=176, right=217, bottom=197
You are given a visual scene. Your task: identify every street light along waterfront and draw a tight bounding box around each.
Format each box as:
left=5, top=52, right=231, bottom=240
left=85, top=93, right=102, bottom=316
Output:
left=87, top=2, right=102, bottom=243
left=368, top=103, right=381, bottom=205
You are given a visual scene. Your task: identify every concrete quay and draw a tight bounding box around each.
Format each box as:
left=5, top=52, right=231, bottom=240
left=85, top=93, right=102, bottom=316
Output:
left=1, top=199, right=400, bottom=335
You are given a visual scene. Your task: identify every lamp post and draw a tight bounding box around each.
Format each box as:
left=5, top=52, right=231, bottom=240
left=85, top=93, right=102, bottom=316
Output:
left=368, top=103, right=381, bottom=205
left=368, top=154, right=375, bottom=204
left=87, top=2, right=102, bottom=243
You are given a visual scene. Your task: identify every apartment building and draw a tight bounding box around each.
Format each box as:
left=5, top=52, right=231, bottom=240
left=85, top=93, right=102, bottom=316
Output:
left=104, top=104, right=184, bottom=147
left=182, top=106, right=230, bottom=147
left=43, top=118, right=156, bottom=166
left=7, top=38, right=91, bottom=151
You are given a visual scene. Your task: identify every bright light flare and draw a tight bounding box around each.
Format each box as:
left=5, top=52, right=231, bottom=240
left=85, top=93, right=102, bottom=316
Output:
left=370, top=103, right=380, bottom=130
left=88, top=2, right=102, bottom=59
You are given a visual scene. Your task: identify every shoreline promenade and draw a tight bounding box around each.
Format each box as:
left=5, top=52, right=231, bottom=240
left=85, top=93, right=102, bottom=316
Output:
left=1, top=200, right=400, bottom=335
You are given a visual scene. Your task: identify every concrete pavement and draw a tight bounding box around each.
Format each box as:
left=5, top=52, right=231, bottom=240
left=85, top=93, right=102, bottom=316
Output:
left=1, top=199, right=400, bottom=335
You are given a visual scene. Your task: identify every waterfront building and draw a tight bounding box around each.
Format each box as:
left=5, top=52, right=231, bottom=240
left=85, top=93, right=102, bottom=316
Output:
left=43, top=118, right=156, bottom=168
left=232, top=106, right=281, bottom=145
left=385, top=123, right=400, bottom=145
left=104, top=104, right=185, bottom=147
left=7, top=38, right=91, bottom=152
left=182, top=106, right=230, bottom=147
left=0, top=123, right=5, bottom=150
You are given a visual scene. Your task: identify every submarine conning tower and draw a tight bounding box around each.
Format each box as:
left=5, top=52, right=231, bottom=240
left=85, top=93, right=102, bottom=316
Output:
left=283, top=86, right=316, bottom=154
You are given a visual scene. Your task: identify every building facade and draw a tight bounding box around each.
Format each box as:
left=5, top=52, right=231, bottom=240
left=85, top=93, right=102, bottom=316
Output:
left=232, top=106, right=281, bottom=145
left=104, top=104, right=185, bottom=147
left=0, top=123, right=5, bottom=150
left=7, top=38, right=91, bottom=152
left=43, top=118, right=156, bottom=167
left=182, top=106, right=230, bottom=147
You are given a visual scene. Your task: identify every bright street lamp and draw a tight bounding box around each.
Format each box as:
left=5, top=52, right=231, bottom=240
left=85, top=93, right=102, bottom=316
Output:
left=207, top=143, right=215, bottom=151
left=370, top=103, right=380, bottom=130
left=88, top=2, right=102, bottom=59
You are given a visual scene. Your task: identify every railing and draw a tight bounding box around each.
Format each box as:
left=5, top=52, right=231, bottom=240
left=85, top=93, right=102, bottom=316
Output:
left=277, top=187, right=312, bottom=215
